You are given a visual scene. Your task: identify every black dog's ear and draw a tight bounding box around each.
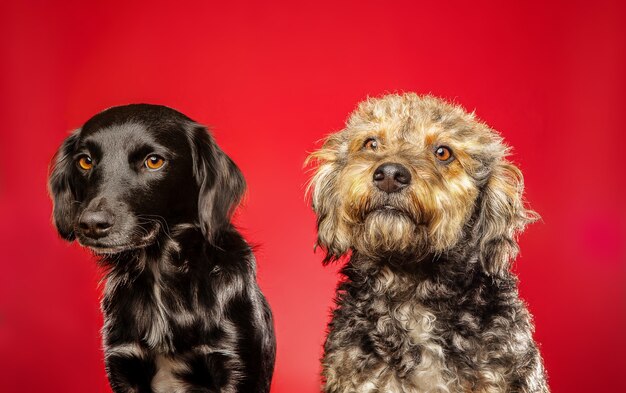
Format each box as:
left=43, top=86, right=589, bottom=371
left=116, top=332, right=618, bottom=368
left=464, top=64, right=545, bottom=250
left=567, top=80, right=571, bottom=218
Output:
left=476, top=160, right=539, bottom=276
left=188, top=125, right=246, bottom=244
left=48, top=130, right=80, bottom=241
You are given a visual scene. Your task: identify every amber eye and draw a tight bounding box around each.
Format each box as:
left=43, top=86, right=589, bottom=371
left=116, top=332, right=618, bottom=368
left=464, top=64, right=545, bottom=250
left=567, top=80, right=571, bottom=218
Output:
left=145, top=155, right=165, bottom=170
left=77, top=155, right=93, bottom=170
left=363, top=138, right=379, bottom=150
left=435, top=146, right=453, bottom=162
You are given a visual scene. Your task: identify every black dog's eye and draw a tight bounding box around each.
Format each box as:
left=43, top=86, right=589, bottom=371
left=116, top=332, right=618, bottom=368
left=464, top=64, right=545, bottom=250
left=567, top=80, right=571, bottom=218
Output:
left=435, top=146, right=454, bottom=162
left=145, top=155, right=165, bottom=171
left=77, top=155, right=93, bottom=170
left=363, top=138, right=379, bottom=151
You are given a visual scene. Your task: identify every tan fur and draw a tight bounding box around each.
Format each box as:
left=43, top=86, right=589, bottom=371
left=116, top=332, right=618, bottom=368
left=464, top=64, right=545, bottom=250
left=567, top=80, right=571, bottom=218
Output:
left=307, top=93, right=537, bottom=265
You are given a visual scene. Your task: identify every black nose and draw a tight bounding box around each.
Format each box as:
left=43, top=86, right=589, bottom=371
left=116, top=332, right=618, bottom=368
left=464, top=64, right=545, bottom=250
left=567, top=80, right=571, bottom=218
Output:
left=78, top=210, right=114, bottom=239
left=373, top=162, right=412, bottom=193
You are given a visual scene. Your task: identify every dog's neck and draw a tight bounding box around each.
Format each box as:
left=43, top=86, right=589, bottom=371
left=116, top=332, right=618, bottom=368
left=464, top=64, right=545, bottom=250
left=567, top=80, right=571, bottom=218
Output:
left=97, top=222, right=247, bottom=280
left=344, top=245, right=514, bottom=303
left=97, top=223, right=206, bottom=279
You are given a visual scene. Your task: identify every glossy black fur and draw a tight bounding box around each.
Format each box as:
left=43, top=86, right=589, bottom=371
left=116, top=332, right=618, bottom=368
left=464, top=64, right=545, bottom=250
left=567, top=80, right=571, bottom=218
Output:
left=48, top=104, right=275, bottom=392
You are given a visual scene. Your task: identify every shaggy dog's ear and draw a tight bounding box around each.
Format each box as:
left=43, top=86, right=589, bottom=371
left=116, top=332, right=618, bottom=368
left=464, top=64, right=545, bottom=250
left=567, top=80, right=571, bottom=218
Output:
left=306, top=134, right=351, bottom=264
left=48, top=130, right=80, bottom=241
left=476, top=160, right=538, bottom=276
left=188, top=125, right=246, bottom=244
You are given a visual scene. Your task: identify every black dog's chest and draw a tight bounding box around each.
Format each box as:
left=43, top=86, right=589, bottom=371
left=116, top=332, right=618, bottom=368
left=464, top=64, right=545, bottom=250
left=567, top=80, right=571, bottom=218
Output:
left=139, top=268, right=174, bottom=349
left=103, top=266, right=197, bottom=351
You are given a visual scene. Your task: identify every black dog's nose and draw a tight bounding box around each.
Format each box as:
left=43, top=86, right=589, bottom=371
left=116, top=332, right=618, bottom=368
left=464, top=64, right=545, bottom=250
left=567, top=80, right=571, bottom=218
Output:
left=79, top=210, right=114, bottom=239
left=373, top=163, right=412, bottom=193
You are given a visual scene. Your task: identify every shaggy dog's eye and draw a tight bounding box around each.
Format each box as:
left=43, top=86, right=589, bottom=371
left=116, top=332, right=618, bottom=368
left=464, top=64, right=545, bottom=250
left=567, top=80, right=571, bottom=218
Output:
left=435, top=146, right=454, bottom=162
left=363, top=138, right=379, bottom=151
left=77, top=155, right=93, bottom=170
left=145, top=155, right=165, bottom=171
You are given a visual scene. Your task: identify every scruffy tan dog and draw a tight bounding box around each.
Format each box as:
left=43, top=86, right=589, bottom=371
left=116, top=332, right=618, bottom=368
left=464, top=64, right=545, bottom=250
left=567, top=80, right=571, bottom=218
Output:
left=307, top=94, right=549, bottom=393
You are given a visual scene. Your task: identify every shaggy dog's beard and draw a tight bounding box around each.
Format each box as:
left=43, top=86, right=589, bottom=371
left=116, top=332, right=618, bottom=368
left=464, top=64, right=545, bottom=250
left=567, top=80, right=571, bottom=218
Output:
left=352, top=209, right=429, bottom=260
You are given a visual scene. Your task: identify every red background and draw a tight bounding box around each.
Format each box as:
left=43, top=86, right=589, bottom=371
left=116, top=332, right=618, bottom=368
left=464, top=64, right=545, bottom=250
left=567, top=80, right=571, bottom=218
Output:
left=1, top=1, right=624, bottom=392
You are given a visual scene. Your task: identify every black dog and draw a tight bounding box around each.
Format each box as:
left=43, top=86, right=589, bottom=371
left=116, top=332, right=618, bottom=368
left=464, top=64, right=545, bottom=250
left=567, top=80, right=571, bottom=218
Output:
left=48, top=104, right=275, bottom=393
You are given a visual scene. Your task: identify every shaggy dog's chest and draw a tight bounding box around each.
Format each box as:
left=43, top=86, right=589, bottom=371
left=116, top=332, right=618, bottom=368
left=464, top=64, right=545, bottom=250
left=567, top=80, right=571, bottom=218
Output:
left=323, top=262, right=547, bottom=393
left=368, top=301, right=449, bottom=392
left=323, top=267, right=455, bottom=393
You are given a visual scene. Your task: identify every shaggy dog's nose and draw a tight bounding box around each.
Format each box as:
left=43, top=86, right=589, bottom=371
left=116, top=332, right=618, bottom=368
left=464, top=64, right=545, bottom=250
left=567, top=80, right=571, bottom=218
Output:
left=79, top=210, right=114, bottom=239
left=373, top=163, right=411, bottom=193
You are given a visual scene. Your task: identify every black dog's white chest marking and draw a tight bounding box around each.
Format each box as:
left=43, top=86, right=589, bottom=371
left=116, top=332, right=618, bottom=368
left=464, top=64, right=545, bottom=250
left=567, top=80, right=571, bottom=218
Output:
left=151, top=354, right=191, bottom=393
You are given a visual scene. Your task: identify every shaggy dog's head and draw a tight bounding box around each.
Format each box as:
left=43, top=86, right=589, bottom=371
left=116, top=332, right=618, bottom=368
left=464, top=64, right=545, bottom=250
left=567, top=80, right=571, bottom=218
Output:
left=307, top=94, right=537, bottom=275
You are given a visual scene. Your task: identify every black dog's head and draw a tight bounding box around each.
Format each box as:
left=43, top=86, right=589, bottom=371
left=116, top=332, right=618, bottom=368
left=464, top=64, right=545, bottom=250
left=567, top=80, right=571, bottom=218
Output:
left=48, top=104, right=245, bottom=254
